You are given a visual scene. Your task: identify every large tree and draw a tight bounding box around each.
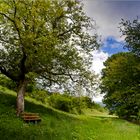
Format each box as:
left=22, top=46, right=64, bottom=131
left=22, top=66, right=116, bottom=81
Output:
left=101, top=52, right=140, bottom=120
left=0, top=0, right=99, bottom=116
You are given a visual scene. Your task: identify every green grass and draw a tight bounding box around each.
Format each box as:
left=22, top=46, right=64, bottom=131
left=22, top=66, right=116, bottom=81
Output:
left=0, top=86, right=139, bottom=140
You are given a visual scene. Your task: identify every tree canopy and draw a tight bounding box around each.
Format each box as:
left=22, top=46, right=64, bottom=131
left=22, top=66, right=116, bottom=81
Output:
left=0, top=0, right=99, bottom=115
left=120, top=18, right=140, bottom=56
left=101, top=52, right=140, bottom=120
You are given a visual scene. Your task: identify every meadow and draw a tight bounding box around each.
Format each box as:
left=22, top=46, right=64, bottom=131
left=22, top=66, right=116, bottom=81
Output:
left=0, top=86, right=139, bottom=140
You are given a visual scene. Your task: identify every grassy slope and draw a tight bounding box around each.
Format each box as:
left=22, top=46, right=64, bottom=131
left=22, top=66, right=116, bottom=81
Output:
left=0, top=86, right=139, bottom=140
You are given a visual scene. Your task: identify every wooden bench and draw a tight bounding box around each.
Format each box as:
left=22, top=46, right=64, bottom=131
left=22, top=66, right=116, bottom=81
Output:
left=21, top=112, right=41, bottom=123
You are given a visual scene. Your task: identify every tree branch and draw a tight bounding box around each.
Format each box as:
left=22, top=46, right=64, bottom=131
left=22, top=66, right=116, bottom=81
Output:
left=57, top=26, right=76, bottom=37
left=35, top=65, right=79, bottom=83
left=0, top=12, right=14, bottom=22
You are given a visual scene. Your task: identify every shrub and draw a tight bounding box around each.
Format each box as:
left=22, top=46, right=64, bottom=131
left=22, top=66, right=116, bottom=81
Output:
left=92, top=103, right=105, bottom=112
left=27, top=90, right=48, bottom=103
left=70, top=97, right=82, bottom=114
left=48, top=93, right=73, bottom=112
left=47, top=93, right=94, bottom=114
left=80, top=96, right=93, bottom=108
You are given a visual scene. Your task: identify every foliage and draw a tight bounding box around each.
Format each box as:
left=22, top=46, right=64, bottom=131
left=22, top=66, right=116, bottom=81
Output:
left=27, top=90, right=49, bottom=104
left=0, top=0, right=99, bottom=115
left=101, top=52, right=140, bottom=121
left=47, top=93, right=94, bottom=114
left=120, top=18, right=140, bottom=56
left=92, top=103, right=106, bottom=112
left=0, top=0, right=99, bottom=92
left=119, top=18, right=140, bottom=121
left=80, top=96, right=93, bottom=108
left=0, top=74, right=37, bottom=93
left=48, top=93, right=73, bottom=113
left=0, top=74, right=16, bottom=90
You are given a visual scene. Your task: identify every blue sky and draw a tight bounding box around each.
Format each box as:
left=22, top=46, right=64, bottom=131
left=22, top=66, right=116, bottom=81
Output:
left=102, top=36, right=127, bottom=55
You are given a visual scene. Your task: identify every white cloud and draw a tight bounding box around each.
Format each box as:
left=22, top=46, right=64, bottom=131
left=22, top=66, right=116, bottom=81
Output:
left=92, top=94, right=105, bottom=102
left=91, top=50, right=109, bottom=102
left=83, top=0, right=121, bottom=40
left=83, top=0, right=140, bottom=41
left=91, top=50, right=109, bottom=74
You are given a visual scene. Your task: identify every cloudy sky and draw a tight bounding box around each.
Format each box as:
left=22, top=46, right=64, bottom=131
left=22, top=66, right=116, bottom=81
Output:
left=83, top=0, right=140, bottom=73
left=82, top=0, right=140, bottom=101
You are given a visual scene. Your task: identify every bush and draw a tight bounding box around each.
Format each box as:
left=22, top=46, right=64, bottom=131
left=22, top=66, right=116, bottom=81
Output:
left=47, top=93, right=94, bottom=114
left=80, top=96, right=93, bottom=108
left=27, top=90, right=48, bottom=103
left=48, top=93, right=73, bottom=112
left=27, top=89, right=97, bottom=115
left=92, top=103, right=105, bottom=112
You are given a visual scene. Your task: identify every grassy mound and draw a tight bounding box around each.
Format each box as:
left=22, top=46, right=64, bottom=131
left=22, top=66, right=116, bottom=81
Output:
left=0, top=86, right=139, bottom=140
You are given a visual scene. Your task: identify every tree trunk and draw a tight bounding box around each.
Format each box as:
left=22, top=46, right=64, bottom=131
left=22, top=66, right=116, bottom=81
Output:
left=16, top=80, right=27, bottom=117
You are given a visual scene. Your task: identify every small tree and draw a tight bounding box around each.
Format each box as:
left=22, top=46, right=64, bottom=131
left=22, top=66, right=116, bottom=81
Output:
left=0, top=0, right=99, bottom=116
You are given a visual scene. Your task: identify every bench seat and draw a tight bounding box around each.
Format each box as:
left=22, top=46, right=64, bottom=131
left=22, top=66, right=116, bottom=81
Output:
left=21, top=112, right=41, bottom=123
